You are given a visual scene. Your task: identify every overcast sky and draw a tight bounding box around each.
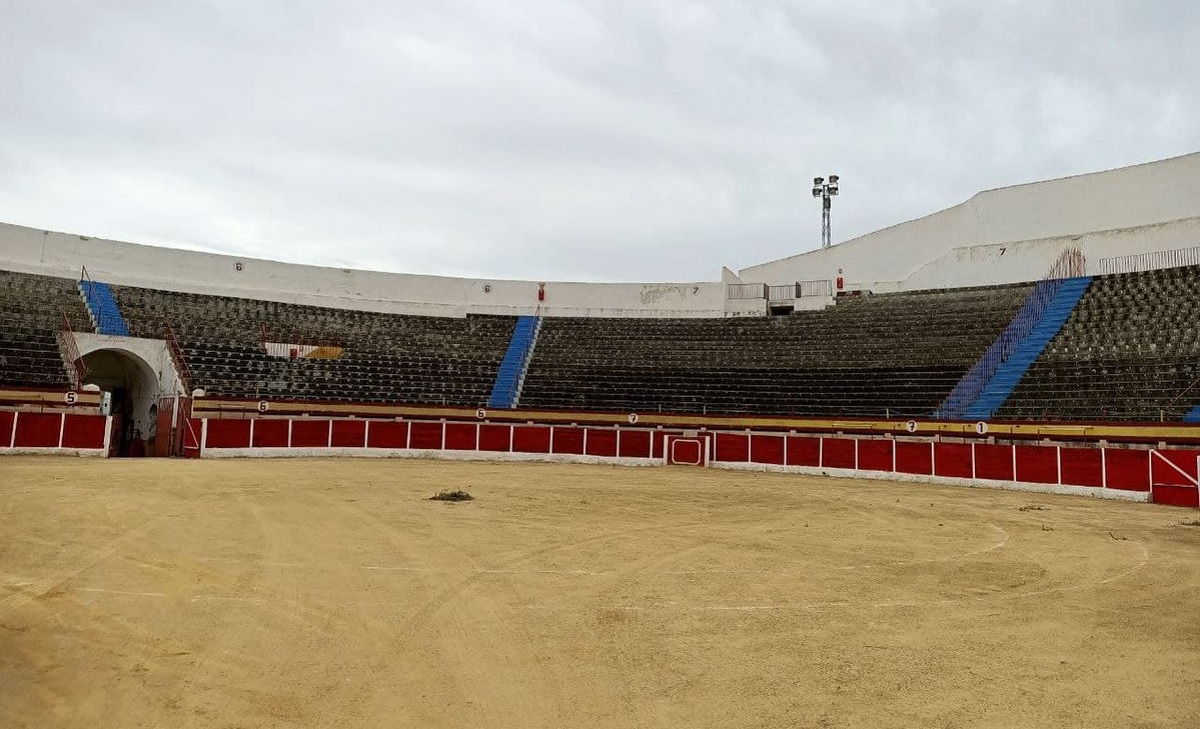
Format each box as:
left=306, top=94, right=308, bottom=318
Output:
left=1, top=1, right=1196, bottom=282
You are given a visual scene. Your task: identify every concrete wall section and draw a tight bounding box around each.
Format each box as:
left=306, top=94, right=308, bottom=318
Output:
left=0, top=222, right=731, bottom=318
left=741, top=152, right=1200, bottom=292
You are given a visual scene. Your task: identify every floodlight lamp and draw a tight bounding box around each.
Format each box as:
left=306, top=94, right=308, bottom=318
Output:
left=829, top=175, right=839, bottom=184
left=813, top=177, right=824, bottom=185
left=829, top=186, right=839, bottom=195
left=812, top=187, right=822, bottom=197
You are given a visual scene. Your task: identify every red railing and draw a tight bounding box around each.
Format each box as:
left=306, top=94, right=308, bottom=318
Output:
left=164, top=321, right=193, bottom=393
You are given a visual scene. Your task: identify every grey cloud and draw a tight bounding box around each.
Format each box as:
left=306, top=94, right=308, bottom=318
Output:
left=1, top=0, right=1197, bottom=283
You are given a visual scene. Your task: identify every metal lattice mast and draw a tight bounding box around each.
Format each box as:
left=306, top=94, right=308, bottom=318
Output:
left=812, top=175, right=839, bottom=249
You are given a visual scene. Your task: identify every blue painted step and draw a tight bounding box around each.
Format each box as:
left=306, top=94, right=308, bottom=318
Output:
left=936, top=278, right=1062, bottom=419
left=1184, top=405, right=1200, bottom=423
left=80, top=279, right=130, bottom=336
left=488, top=315, right=541, bottom=409
left=963, top=276, right=1092, bottom=420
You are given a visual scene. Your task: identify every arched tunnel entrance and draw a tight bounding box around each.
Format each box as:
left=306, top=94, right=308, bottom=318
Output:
left=80, top=348, right=162, bottom=457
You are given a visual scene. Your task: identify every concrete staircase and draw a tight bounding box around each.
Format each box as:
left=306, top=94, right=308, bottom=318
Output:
left=80, top=279, right=130, bottom=336
left=961, top=276, right=1092, bottom=420
left=487, top=315, right=542, bottom=409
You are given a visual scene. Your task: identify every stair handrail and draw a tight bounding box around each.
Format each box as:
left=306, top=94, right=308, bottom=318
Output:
left=1163, top=375, right=1200, bottom=419
left=935, top=246, right=1085, bottom=419
left=61, top=311, right=88, bottom=388
left=163, top=320, right=193, bottom=393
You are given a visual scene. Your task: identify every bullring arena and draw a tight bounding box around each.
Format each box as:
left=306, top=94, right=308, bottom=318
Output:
left=3, top=153, right=1200, bottom=727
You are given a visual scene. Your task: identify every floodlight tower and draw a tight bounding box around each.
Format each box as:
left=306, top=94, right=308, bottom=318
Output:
left=811, top=175, right=840, bottom=248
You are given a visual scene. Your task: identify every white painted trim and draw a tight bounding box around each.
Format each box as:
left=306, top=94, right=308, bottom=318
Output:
left=405, top=420, right=412, bottom=449
left=287, top=419, right=293, bottom=448
left=328, top=419, right=334, bottom=448
left=1149, top=449, right=1200, bottom=487
left=363, top=419, right=370, bottom=448
left=201, top=447, right=662, bottom=467
left=0, top=447, right=108, bottom=458
left=201, top=418, right=209, bottom=452
left=1101, top=447, right=1108, bottom=488
left=9, top=411, right=17, bottom=448
left=1056, top=445, right=1062, bottom=485
left=440, top=420, right=446, bottom=450
left=970, top=442, right=977, bottom=480
left=57, top=412, right=66, bottom=448
left=249, top=418, right=256, bottom=447
left=102, top=415, right=114, bottom=455
left=853, top=438, right=859, bottom=471
left=711, top=462, right=1149, bottom=502
left=818, top=436, right=824, bottom=467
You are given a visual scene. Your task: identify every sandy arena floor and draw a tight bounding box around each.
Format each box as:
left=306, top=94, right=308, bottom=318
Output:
left=1, top=456, right=1198, bottom=728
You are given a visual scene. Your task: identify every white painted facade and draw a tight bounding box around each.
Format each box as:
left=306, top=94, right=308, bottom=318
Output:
left=741, top=152, right=1200, bottom=292
left=0, top=152, right=1197, bottom=315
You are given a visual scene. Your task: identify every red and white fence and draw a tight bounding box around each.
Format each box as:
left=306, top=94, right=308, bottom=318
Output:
left=706, top=431, right=1199, bottom=506
left=176, top=417, right=1200, bottom=508
left=0, top=411, right=112, bottom=456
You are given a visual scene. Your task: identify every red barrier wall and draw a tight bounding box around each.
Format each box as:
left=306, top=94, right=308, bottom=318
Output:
left=934, top=442, right=973, bottom=479
left=821, top=438, right=855, bottom=469
left=61, top=414, right=107, bottom=449
left=786, top=436, right=820, bottom=467
left=513, top=426, right=552, bottom=454
left=618, top=428, right=652, bottom=458
left=207, top=419, right=251, bottom=449
left=444, top=422, right=477, bottom=450
left=585, top=428, right=618, bottom=457
left=291, top=419, right=328, bottom=448
left=185, top=417, right=1198, bottom=508
left=551, top=426, right=584, bottom=455
left=13, top=413, right=61, bottom=448
left=0, top=411, right=14, bottom=446
left=974, top=444, right=1014, bottom=481
left=1059, top=447, right=1104, bottom=488
left=366, top=421, right=405, bottom=449
left=750, top=434, right=785, bottom=465
left=252, top=419, right=288, bottom=448
left=331, top=420, right=366, bottom=448
left=715, top=433, right=749, bottom=463
left=1015, top=446, right=1057, bottom=485
left=1105, top=449, right=1150, bottom=492
left=857, top=440, right=893, bottom=472
left=895, top=442, right=932, bottom=475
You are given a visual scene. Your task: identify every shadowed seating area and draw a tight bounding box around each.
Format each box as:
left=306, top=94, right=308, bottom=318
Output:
left=110, top=285, right=516, bottom=405
left=520, top=285, right=1033, bottom=417
left=0, top=270, right=92, bottom=389
left=997, top=265, right=1200, bottom=421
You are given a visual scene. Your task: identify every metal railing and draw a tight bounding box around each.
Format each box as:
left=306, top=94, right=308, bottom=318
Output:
left=935, top=246, right=1086, bottom=419
left=60, top=312, right=88, bottom=388
left=729, top=279, right=833, bottom=301
left=164, top=321, right=193, bottom=393
left=1097, top=244, right=1200, bottom=276
left=726, top=283, right=768, bottom=300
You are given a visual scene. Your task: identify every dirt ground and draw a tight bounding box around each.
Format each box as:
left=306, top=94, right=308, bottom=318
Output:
left=1, top=457, right=1198, bottom=729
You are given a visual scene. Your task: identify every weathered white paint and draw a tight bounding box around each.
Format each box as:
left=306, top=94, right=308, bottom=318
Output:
left=75, top=334, right=181, bottom=436
left=2, top=152, right=1197, bottom=313
left=0, top=222, right=736, bottom=318
left=741, top=152, right=1200, bottom=292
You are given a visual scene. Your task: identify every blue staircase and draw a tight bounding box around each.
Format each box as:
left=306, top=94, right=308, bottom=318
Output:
left=488, top=315, right=541, bottom=409
left=961, top=276, right=1092, bottom=420
left=936, top=278, right=1061, bottom=419
left=79, top=279, right=130, bottom=336
left=1184, top=405, right=1200, bottom=423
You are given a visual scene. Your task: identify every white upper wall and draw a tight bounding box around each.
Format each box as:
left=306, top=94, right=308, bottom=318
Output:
left=740, top=152, right=1200, bottom=291
left=0, top=221, right=753, bottom=318
left=2, top=152, right=1197, bottom=315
